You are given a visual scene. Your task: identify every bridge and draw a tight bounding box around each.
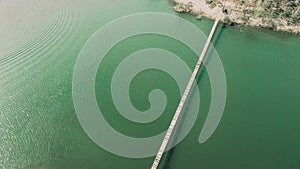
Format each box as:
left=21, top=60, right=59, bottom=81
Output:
left=151, top=18, right=220, bottom=169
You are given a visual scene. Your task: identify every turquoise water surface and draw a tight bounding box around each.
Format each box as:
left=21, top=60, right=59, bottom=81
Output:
left=1, top=0, right=300, bottom=168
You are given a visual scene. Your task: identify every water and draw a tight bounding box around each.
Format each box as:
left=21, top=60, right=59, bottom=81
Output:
left=1, top=0, right=300, bottom=168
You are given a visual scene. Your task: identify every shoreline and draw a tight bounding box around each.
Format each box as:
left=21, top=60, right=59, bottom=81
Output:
left=172, top=0, right=300, bottom=34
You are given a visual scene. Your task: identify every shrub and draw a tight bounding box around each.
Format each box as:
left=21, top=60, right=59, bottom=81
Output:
left=222, top=6, right=228, bottom=13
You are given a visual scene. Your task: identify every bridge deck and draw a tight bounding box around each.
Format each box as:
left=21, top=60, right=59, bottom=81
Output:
left=150, top=18, right=220, bottom=169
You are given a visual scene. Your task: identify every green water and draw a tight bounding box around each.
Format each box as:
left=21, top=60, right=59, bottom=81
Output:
left=1, top=0, right=300, bottom=168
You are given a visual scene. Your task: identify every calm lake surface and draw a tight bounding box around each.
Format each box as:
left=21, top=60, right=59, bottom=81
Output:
left=1, top=0, right=300, bottom=168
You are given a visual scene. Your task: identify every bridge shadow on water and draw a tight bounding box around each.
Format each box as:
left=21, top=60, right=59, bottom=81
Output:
left=160, top=26, right=224, bottom=169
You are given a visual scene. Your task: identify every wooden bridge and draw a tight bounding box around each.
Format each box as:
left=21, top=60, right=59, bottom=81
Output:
left=151, top=18, right=220, bottom=169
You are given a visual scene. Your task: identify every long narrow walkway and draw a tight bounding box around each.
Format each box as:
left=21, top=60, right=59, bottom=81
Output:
left=150, top=18, right=220, bottom=169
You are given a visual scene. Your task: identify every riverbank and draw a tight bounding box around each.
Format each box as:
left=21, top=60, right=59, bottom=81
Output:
left=172, top=0, right=300, bottom=34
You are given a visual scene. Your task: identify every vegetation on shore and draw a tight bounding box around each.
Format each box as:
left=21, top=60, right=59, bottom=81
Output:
left=172, top=0, right=300, bottom=34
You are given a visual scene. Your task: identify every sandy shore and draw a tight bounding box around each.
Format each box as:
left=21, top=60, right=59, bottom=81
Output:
left=172, top=0, right=300, bottom=34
